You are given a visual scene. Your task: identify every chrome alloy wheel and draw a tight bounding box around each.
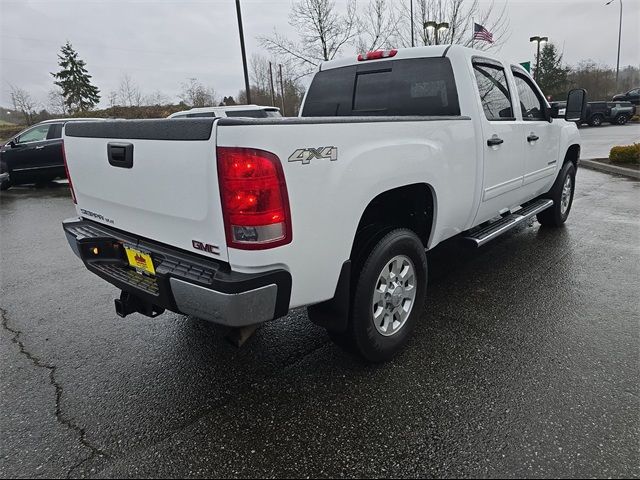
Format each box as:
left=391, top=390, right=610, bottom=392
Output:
left=560, top=174, right=572, bottom=216
left=372, top=255, right=417, bottom=336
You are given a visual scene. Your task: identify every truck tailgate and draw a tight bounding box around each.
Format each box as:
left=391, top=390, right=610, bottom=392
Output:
left=63, top=119, right=228, bottom=262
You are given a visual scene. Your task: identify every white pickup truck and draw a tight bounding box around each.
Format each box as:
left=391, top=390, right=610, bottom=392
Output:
left=62, top=45, right=585, bottom=362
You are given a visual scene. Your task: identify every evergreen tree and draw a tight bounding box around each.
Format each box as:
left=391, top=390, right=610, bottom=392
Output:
left=51, top=41, right=100, bottom=113
left=534, top=43, right=571, bottom=101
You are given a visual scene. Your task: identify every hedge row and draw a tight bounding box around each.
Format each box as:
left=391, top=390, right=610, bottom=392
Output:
left=609, top=143, right=640, bottom=165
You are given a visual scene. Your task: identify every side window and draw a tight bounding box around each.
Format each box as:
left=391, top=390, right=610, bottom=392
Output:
left=48, top=123, right=64, bottom=139
left=472, top=62, right=513, bottom=120
left=513, top=73, right=545, bottom=120
left=17, top=125, right=50, bottom=144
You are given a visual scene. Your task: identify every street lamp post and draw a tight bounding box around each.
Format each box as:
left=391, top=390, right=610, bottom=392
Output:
left=529, top=35, right=548, bottom=81
left=424, top=21, right=450, bottom=45
left=606, top=0, right=623, bottom=87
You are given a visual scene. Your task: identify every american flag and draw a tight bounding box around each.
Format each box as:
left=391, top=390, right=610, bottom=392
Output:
left=473, top=23, right=494, bottom=43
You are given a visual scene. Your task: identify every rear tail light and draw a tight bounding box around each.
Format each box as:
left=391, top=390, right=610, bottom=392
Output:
left=357, top=49, right=398, bottom=61
left=217, top=147, right=292, bottom=250
left=61, top=141, right=76, bottom=204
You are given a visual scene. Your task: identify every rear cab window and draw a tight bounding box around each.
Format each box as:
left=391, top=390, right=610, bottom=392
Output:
left=301, top=57, right=461, bottom=117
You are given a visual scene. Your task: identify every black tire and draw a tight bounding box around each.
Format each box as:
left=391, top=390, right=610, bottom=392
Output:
left=537, top=162, right=576, bottom=227
left=589, top=114, right=604, bottom=127
left=615, top=114, right=628, bottom=125
left=332, top=229, right=428, bottom=363
left=0, top=162, right=10, bottom=191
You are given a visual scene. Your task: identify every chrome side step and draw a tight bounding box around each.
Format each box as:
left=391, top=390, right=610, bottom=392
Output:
left=464, top=199, right=554, bottom=247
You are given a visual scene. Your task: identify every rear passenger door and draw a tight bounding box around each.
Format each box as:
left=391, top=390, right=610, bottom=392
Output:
left=511, top=68, right=560, bottom=198
left=471, top=59, right=525, bottom=223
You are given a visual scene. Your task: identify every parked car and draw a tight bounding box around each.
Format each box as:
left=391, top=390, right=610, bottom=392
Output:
left=62, top=45, right=584, bottom=362
left=582, top=101, right=636, bottom=126
left=0, top=118, right=104, bottom=190
left=612, top=87, right=640, bottom=105
left=168, top=105, right=281, bottom=119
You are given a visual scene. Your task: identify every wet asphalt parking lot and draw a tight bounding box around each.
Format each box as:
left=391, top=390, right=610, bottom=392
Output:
left=1, top=167, right=638, bottom=478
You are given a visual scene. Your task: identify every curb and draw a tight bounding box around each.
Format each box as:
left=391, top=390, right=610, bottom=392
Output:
left=580, top=158, right=640, bottom=180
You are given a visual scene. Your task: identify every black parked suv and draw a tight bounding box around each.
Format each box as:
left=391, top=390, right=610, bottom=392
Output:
left=0, top=118, right=103, bottom=190
left=612, top=87, right=640, bottom=105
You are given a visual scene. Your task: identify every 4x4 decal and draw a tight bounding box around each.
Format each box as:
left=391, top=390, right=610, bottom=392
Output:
left=288, top=146, right=338, bottom=165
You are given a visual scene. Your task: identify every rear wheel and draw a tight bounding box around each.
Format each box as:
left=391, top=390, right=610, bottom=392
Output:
left=537, top=162, right=576, bottom=227
left=589, top=114, right=604, bottom=127
left=0, top=162, right=10, bottom=191
left=615, top=114, right=629, bottom=125
left=330, top=229, right=428, bottom=362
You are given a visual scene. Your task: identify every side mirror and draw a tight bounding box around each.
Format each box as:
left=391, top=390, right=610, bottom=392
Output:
left=565, top=89, right=587, bottom=122
left=8, top=139, right=17, bottom=148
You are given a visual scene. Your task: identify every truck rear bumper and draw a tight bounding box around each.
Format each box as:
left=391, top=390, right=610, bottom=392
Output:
left=62, top=217, right=291, bottom=326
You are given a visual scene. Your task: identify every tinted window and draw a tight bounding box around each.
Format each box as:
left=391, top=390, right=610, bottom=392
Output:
left=225, top=109, right=279, bottom=118
left=353, top=69, right=392, bottom=112
left=17, top=124, right=50, bottom=143
left=302, top=57, right=460, bottom=117
left=48, top=123, right=64, bottom=139
left=513, top=73, right=545, bottom=120
left=473, top=62, right=513, bottom=120
left=186, top=112, right=216, bottom=118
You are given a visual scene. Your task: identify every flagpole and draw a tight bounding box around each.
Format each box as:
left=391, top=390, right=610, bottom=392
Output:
left=471, top=17, right=474, bottom=48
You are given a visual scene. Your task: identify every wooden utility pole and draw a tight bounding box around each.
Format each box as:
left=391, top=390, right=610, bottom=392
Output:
left=269, top=61, right=276, bottom=106
left=278, top=64, right=286, bottom=116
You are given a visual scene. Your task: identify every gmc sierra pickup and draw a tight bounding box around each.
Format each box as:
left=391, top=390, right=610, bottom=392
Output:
left=62, top=45, right=585, bottom=362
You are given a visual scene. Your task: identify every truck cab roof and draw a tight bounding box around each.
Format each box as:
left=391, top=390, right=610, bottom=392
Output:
left=320, top=44, right=510, bottom=72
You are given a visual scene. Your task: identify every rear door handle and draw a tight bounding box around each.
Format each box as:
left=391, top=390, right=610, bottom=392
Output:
left=527, top=134, right=539, bottom=142
left=487, top=137, right=504, bottom=147
left=35, top=146, right=45, bottom=150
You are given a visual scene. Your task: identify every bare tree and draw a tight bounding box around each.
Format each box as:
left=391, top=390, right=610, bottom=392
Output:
left=259, top=0, right=358, bottom=77
left=144, top=90, right=170, bottom=106
left=238, top=56, right=306, bottom=115
left=47, top=87, right=68, bottom=116
left=394, top=0, right=509, bottom=50
left=179, top=78, right=217, bottom=107
left=107, top=90, right=119, bottom=108
left=9, top=85, right=38, bottom=125
left=357, top=0, right=400, bottom=53
left=117, top=74, right=143, bottom=107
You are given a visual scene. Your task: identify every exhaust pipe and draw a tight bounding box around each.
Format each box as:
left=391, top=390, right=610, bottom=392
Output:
left=115, top=291, right=165, bottom=318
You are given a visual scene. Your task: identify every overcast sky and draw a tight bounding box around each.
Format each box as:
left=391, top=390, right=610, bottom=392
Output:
left=1, top=0, right=638, bottom=109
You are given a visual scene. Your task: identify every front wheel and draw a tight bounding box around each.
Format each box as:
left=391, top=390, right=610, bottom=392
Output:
left=615, top=114, right=629, bottom=125
left=332, top=229, right=428, bottom=362
left=537, top=162, right=576, bottom=227
left=589, top=114, right=604, bottom=127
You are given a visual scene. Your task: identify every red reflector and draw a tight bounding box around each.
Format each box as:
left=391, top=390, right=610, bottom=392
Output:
left=61, top=141, right=76, bottom=204
left=217, top=147, right=292, bottom=250
left=357, top=49, right=398, bottom=61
